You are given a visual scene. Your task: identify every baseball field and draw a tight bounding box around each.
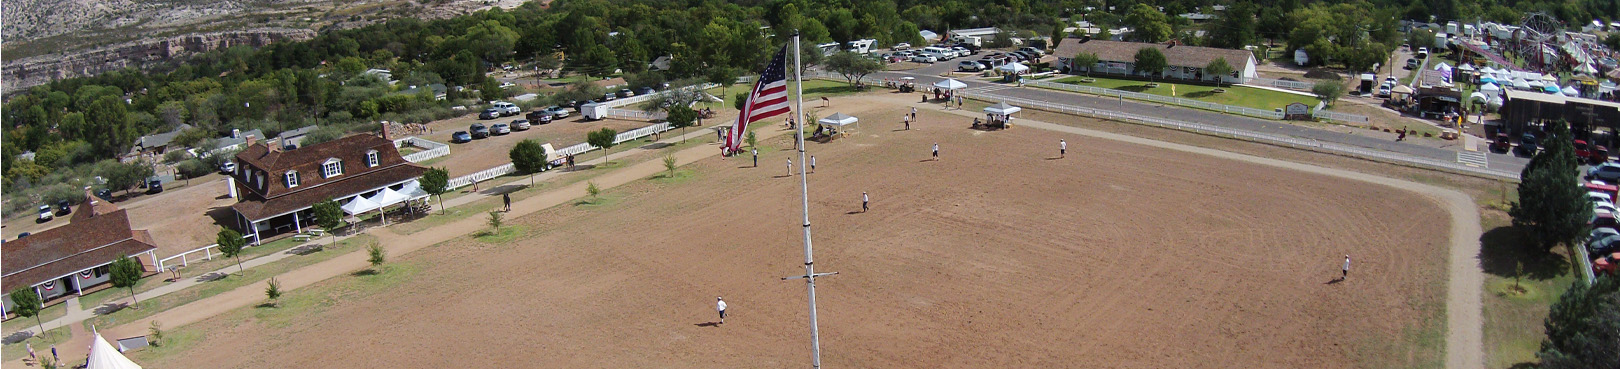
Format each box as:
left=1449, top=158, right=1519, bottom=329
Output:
left=130, top=99, right=1455, bottom=368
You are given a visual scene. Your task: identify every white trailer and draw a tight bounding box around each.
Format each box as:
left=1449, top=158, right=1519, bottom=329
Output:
left=846, top=39, right=876, bottom=54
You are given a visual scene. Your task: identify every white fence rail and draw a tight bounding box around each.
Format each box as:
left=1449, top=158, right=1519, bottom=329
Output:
left=393, top=136, right=450, bottom=162
left=156, top=234, right=259, bottom=271
left=602, top=83, right=722, bottom=108
left=448, top=163, right=516, bottom=190
left=443, top=122, right=676, bottom=190
left=957, top=90, right=1520, bottom=180
left=1245, top=77, right=1316, bottom=91
left=1023, top=80, right=1287, bottom=120
left=605, top=108, right=667, bottom=121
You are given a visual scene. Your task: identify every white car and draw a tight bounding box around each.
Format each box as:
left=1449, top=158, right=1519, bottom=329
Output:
left=491, top=101, right=520, bottom=116
left=1597, top=201, right=1618, bottom=214
left=1590, top=191, right=1614, bottom=204
left=38, top=205, right=53, bottom=222
left=909, top=54, right=937, bottom=63
left=957, top=60, right=983, bottom=71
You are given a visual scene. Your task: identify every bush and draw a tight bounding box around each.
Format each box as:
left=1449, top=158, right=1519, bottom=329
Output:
left=162, top=150, right=190, bottom=164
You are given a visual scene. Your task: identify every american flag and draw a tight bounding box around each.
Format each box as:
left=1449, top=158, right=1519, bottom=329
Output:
left=726, top=44, right=792, bottom=152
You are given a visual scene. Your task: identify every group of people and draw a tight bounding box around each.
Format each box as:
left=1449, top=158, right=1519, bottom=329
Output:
left=974, top=113, right=1015, bottom=130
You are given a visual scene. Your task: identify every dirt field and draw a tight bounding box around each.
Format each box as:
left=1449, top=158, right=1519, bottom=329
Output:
left=133, top=99, right=1452, bottom=368
left=2, top=178, right=236, bottom=257
left=414, top=113, right=652, bottom=176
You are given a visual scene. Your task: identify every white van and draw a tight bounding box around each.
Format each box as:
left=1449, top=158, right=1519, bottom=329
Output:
left=921, top=47, right=953, bottom=60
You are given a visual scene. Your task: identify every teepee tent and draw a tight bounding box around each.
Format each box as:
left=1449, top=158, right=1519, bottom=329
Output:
left=87, top=331, right=142, bottom=369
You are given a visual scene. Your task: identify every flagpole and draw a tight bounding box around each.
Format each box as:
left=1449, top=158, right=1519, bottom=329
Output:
left=780, top=31, right=836, bottom=369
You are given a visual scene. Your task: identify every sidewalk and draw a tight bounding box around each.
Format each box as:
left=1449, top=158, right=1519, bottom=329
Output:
left=4, top=117, right=792, bottom=368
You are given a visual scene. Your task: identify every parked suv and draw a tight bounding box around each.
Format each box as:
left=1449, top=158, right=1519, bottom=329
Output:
left=492, top=101, right=520, bottom=116
left=38, top=205, right=53, bottom=222
left=470, top=123, right=491, bottom=139
left=957, top=60, right=984, bottom=72
left=480, top=108, right=501, bottom=120
left=544, top=105, right=571, bottom=119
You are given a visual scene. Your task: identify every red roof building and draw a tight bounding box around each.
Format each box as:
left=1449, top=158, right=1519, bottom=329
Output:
left=3, top=191, right=158, bottom=316
left=229, top=133, right=426, bottom=240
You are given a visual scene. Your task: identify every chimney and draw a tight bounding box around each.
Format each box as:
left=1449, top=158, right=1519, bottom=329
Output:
left=268, top=137, right=281, bottom=153
left=246, top=134, right=259, bottom=148
left=84, top=186, right=98, bottom=207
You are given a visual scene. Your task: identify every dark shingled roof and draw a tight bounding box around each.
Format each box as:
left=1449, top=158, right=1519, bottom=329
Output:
left=3, top=209, right=156, bottom=290
left=1054, top=39, right=1254, bottom=69
left=231, top=133, right=426, bottom=221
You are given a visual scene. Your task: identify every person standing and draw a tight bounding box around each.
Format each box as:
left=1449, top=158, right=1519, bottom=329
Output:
left=862, top=192, right=869, bottom=212
left=716, top=297, right=728, bottom=324
left=911, top=107, right=918, bottom=121
left=932, top=143, right=940, bottom=160
left=752, top=148, right=759, bottom=168
left=810, top=156, right=817, bottom=174
left=502, top=192, right=512, bottom=212
left=1060, top=139, right=1067, bottom=158
left=903, top=113, right=911, bottom=130
left=957, top=95, right=964, bottom=109
left=1342, top=255, right=1351, bottom=280
left=27, top=343, right=35, bottom=362
left=786, top=159, right=793, bottom=176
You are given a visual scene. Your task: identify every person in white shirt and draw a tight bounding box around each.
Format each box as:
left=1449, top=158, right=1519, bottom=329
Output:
left=903, top=114, right=911, bottom=130
left=810, top=156, right=816, bottom=174
left=786, top=159, right=793, bottom=176
left=1342, top=255, right=1351, bottom=280
left=932, top=143, right=940, bottom=160
left=911, top=107, right=917, bottom=120
left=716, top=297, right=727, bottom=324
left=862, top=192, right=869, bottom=213
left=1060, top=139, right=1067, bottom=158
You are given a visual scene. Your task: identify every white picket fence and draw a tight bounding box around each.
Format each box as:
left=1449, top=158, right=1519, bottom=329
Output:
left=1022, top=80, right=1287, bottom=120
left=1311, top=102, right=1371, bottom=124
left=956, top=90, right=1520, bottom=180
left=443, top=122, right=676, bottom=190
left=601, top=83, right=722, bottom=108
left=604, top=108, right=667, bottom=121
left=393, top=136, right=450, bottom=162
left=1245, top=77, right=1316, bottom=91
left=156, top=234, right=260, bottom=271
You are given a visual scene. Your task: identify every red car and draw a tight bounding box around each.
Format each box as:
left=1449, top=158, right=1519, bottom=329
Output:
left=1595, top=253, right=1619, bottom=276
left=1575, top=140, right=1591, bottom=159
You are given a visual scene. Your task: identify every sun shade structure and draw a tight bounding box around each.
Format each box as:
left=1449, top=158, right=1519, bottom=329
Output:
left=341, top=195, right=380, bottom=215
left=366, top=187, right=409, bottom=208
left=817, top=113, right=859, bottom=127
left=933, top=78, right=967, bottom=90
left=999, top=62, right=1029, bottom=73
left=1392, top=85, right=1415, bottom=94
left=984, top=102, right=1022, bottom=115
left=87, top=331, right=142, bottom=369
left=1479, top=83, right=1501, bottom=94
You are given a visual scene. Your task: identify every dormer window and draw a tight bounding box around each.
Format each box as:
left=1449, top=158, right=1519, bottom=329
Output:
left=285, top=171, right=300, bottom=188
left=323, top=159, right=344, bottom=178
left=366, top=150, right=379, bottom=167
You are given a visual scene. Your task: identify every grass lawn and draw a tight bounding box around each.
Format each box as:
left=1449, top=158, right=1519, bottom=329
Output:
left=80, top=235, right=377, bottom=332
left=0, top=325, right=72, bottom=361
left=74, top=234, right=320, bottom=310
left=1051, top=75, right=1321, bottom=111
left=1, top=299, right=68, bottom=334
left=1477, top=199, right=1581, bottom=369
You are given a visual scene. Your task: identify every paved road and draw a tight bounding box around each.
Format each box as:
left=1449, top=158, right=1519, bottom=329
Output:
left=871, top=61, right=1530, bottom=174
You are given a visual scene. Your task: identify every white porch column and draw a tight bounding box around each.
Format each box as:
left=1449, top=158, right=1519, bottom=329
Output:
left=294, top=212, right=303, bottom=233
left=252, top=221, right=262, bottom=245
left=227, top=176, right=237, bottom=198
left=71, top=273, right=83, bottom=296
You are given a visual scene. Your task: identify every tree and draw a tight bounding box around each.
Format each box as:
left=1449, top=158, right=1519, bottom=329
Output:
left=1536, top=275, right=1619, bottom=369
left=824, top=51, right=883, bottom=87
left=367, top=244, right=387, bottom=271
left=665, top=104, right=698, bottom=142
left=585, top=128, right=618, bottom=164
left=734, top=92, right=748, bottom=111
left=487, top=211, right=504, bottom=232
left=109, top=255, right=142, bottom=304
left=216, top=227, right=248, bottom=275
left=1133, top=48, right=1168, bottom=80
left=706, top=67, right=739, bottom=99
left=986, top=31, right=1016, bottom=48
left=419, top=167, right=450, bottom=214
left=1070, top=52, right=1100, bottom=75
left=1204, top=58, right=1234, bottom=86
left=1511, top=121, right=1592, bottom=253
left=9, top=287, right=45, bottom=335
left=1124, top=4, right=1173, bottom=43
left=1311, top=81, right=1345, bottom=106
left=586, top=181, right=601, bottom=199
left=312, top=198, right=343, bottom=242
left=510, top=139, right=549, bottom=186
left=663, top=155, right=678, bottom=177
left=745, top=131, right=758, bottom=150
left=575, top=44, right=620, bottom=77
left=264, top=278, right=282, bottom=307
left=1206, top=2, right=1258, bottom=49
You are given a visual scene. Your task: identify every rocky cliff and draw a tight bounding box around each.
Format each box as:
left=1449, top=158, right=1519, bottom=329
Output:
left=2, top=28, right=315, bottom=93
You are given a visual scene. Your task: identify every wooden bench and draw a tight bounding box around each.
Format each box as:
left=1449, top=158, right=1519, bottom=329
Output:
left=293, top=234, right=312, bottom=242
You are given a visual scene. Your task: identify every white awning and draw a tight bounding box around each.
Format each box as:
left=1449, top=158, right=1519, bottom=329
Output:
left=1457, top=63, right=1475, bottom=71
left=367, top=188, right=410, bottom=208
left=999, top=62, right=1030, bottom=73
left=933, top=78, right=967, bottom=90
left=87, top=332, right=142, bottom=369
left=984, top=102, right=1022, bottom=115
left=818, top=113, right=859, bottom=127
left=1469, top=91, right=1489, bottom=102
left=1479, top=83, right=1501, bottom=94
left=341, top=195, right=380, bottom=215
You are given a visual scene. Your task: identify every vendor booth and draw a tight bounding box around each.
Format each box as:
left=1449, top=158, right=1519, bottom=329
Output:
left=976, top=102, right=1022, bottom=130
left=813, top=113, right=859, bottom=141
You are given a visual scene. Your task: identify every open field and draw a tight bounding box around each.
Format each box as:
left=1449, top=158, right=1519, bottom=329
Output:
left=132, top=98, right=1453, bottom=368
left=1052, top=75, right=1321, bottom=111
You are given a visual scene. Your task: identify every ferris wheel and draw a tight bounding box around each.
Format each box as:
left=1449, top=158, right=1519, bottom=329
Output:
left=1516, top=12, right=1563, bottom=72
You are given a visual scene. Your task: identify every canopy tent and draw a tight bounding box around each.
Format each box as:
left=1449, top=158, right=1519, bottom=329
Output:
left=817, top=113, right=859, bottom=127
left=998, top=62, right=1030, bottom=73
left=1528, top=79, right=1546, bottom=88
left=367, top=188, right=410, bottom=208
left=397, top=180, right=430, bottom=200
left=1513, top=79, right=1532, bottom=89
left=1433, top=62, right=1452, bottom=72
left=1479, top=83, right=1501, bottom=94
left=1541, top=73, right=1559, bottom=82
left=1469, top=91, right=1489, bottom=102
left=87, top=331, right=142, bottom=369
left=1479, top=77, right=1496, bottom=84
left=1576, top=63, right=1599, bottom=75
left=341, top=195, right=380, bottom=216
left=1479, top=66, right=1498, bottom=74
left=1561, top=85, right=1579, bottom=96
left=984, top=102, right=1022, bottom=115
left=933, top=78, right=967, bottom=90
left=1392, top=85, right=1415, bottom=94
left=1457, top=64, right=1475, bottom=71
left=1488, top=96, right=1504, bottom=108
left=1542, top=85, right=1561, bottom=93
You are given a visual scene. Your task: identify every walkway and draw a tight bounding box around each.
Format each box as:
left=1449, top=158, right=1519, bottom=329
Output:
left=918, top=101, right=1486, bottom=369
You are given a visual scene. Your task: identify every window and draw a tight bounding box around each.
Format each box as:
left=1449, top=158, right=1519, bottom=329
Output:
left=285, top=171, right=300, bottom=188
left=323, top=159, right=344, bottom=178
left=366, top=150, right=379, bottom=167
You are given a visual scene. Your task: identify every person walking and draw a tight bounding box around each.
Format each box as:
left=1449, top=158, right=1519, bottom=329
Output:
left=1342, top=255, right=1351, bottom=280
left=27, top=343, right=35, bottom=362
left=810, top=156, right=817, bottom=174
left=502, top=192, right=511, bottom=212
left=956, top=95, right=964, bottom=109
left=862, top=192, right=869, bottom=213
left=932, top=143, right=940, bottom=160
left=50, top=344, right=57, bottom=363
left=1060, top=139, right=1067, bottom=158
left=752, top=148, right=759, bottom=168
left=716, top=297, right=728, bottom=324
left=786, top=159, right=794, bottom=176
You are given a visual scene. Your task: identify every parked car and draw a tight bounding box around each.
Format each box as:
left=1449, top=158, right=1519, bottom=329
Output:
left=1405, top=58, right=1419, bottom=69
left=1590, top=163, right=1620, bottom=182
left=636, top=87, right=656, bottom=96
left=492, top=101, right=521, bottom=116
left=480, top=108, right=501, bottom=120
left=470, top=123, right=490, bottom=139
left=15, top=232, right=29, bottom=239
left=146, top=177, right=163, bottom=194
left=957, top=60, right=984, bottom=72
left=1593, top=146, right=1611, bottom=164
left=975, top=60, right=995, bottom=70
left=892, top=43, right=911, bottom=50
left=1591, top=191, right=1614, bottom=204
left=617, top=89, right=635, bottom=98
left=219, top=161, right=237, bottom=174
left=952, top=46, right=973, bottom=56
left=1597, top=201, right=1619, bottom=215
left=1417, top=47, right=1429, bottom=57
left=1490, top=133, right=1511, bottom=153
left=1596, top=253, right=1619, bottom=276
left=451, top=131, right=473, bottom=143
left=1576, top=139, right=1592, bottom=159
left=526, top=109, right=553, bottom=123
left=56, top=200, right=72, bottom=215
left=491, top=123, right=511, bottom=135
left=602, top=93, right=617, bottom=101
left=512, top=119, right=532, bottom=131
left=1377, top=84, right=1392, bottom=97
left=1018, top=47, right=1045, bottom=57
left=1516, top=134, right=1539, bottom=156
left=38, top=205, right=53, bottom=222
left=909, top=54, right=937, bottom=63
left=94, top=188, right=112, bottom=201
left=1589, top=233, right=1620, bottom=256
left=544, top=105, right=571, bottom=119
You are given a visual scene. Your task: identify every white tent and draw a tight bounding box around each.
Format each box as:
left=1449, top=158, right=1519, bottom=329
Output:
left=998, top=62, right=1029, bottom=73
left=1469, top=91, right=1489, bottom=102
left=1541, top=73, right=1559, bottom=82
left=87, top=332, right=142, bottom=369
left=984, top=102, right=1022, bottom=115
left=1479, top=83, right=1501, bottom=94
left=1457, top=63, right=1475, bottom=71
left=367, top=187, right=410, bottom=208
left=1561, top=85, right=1579, bottom=96
left=341, top=195, right=380, bottom=216
left=397, top=180, right=430, bottom=200
left=1479, top=66, right=1498, bottom=74
left=1576, top=63, right=1599, bottom=75
left=1433, top=62, right=1452, bottom=72
left=933, top=78, right=967, bottom=90
left=817, top=113, right=859, bottom=127
left=1512, top=79, right=1532, bottom=89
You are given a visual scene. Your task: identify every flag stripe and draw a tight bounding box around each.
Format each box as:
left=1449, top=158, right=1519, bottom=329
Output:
left=728, top=44, right=792, bottom=152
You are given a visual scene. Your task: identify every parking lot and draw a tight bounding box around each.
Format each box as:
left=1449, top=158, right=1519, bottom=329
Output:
left=413, top=110, right=652, bottom=177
